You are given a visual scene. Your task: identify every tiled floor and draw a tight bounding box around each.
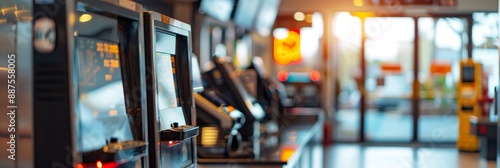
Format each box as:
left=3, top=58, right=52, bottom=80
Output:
left=324, top=144, right=496, bottom=168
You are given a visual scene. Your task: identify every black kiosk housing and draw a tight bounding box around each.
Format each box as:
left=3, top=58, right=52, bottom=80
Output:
left=33, top=0, right=148, bottom=167
left=143, top=11, right=199, bottom=168
left=240, top=57, right=284, bottom=123
left=194, top=56, right=252, bottom=158
left=201, top=57, right=266, bottom=154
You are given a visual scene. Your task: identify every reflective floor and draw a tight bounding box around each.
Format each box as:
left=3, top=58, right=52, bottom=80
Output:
left=1, top=139, right=496, bottom=168
left=335, top=109, right=458, bottom=142
left=324, top=144, right=496, bottom=168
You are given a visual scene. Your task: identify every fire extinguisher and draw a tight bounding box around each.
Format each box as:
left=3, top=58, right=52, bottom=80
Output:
left=478, top=77, right=493, bottom=117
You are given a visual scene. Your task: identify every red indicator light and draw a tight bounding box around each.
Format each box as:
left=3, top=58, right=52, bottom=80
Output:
left=310, top=70, right=321, bottom=82
left=102, top=162, right=118, bottom=168
left=78, top=161, right=119, bottom=168
left=277, top=71, right=289, bottom=82
left=168, top=141, right=180, bottom=147
left=479, top=125, right=487, bottom=135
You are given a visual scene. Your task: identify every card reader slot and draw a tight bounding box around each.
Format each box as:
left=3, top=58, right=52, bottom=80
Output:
left=160, top=125, right=199, bottom=141
left=461, top=106, right=474, bottom=111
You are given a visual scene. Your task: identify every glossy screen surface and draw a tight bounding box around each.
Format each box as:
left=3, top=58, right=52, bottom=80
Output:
left=233, top=0, right=262, bottom=28
left=199, top=0, right=235, bottom=22
left=155, top=31, right=186, bottom=130
left=76, top=36, right=133, bottom=152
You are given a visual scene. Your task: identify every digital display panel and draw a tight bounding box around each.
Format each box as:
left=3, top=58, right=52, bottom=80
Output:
left=254, top=0, right=280, bottom=37
left=233, top=0, right=262, bottom=28
left=76, top=37, right=133, bottom=152
left=155, top=52, right=180, bottom=109
left=199, top=0, right=235, bottom=22
left=462, top=66, right=475, bottom=83
left=154, top=31, right=186, bottom=130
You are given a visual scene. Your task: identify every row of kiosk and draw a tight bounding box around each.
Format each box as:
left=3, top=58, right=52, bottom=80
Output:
left=16, top=0, right=323, bottom=168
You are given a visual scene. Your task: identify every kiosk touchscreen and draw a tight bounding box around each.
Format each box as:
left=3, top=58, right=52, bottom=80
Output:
left=143, top=11, right=199, bottom=168
left=457, top=58, right=482, bottom=151
left=33, top=1, right=147, bottom=167
left=202, top=57, right=265, bottom=151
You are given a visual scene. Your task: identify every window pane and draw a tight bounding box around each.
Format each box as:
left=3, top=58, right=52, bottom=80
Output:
left=418, top=17, right=466, bottom=142
left=333, top=12, right=362, bottom=141
left=364, top=17, right=414, bottom=142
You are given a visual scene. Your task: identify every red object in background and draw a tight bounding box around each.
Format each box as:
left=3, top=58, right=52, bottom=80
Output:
left=380, top=63, right=402, bottom=74
left=478, top=94, right=493, bottom=116
left=309, top=70, right=321, bottom=82
left=478, top=72, right=492, bottom=116
left=430, top=60, right=452, bottom=75
left=77, top=161, right=119, bottom=168
left=277, top=71, right=289, bottom=82
left=479, top=125, right=488, bottom=135
left=168, top=140, right=180, bottom=147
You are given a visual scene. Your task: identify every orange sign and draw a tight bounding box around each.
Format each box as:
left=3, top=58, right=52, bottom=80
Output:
left=430, top=61, right=452, bottom=75
left=380, top=63, right=402, bottom=73
left=274, top=29, right=302, bottom=65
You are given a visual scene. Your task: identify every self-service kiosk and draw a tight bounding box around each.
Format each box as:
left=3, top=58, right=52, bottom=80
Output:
left=193, top=57, right=252, bottom=158
left=201, top=56, right=266, bottom=157
left=143, top=11, right=199, bottom=168
left=457, top=58, right=482, bottom=151
left=239, top=57, right=283, bottom=134
left=33, top=0, right=148, bottom=167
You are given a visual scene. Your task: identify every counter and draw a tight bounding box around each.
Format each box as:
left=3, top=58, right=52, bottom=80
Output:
left=199, top=108, right=324, bottom=168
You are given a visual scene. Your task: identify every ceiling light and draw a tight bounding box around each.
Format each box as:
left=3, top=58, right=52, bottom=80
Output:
left=294, top=12, right=305, bottom=21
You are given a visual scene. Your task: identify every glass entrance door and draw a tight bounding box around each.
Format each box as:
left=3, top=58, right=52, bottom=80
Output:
left=333, top=12, right=481, bottom=143
left=363, top=17, right=415, bottom=142
left=417, top=17, right=468, bottom=143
